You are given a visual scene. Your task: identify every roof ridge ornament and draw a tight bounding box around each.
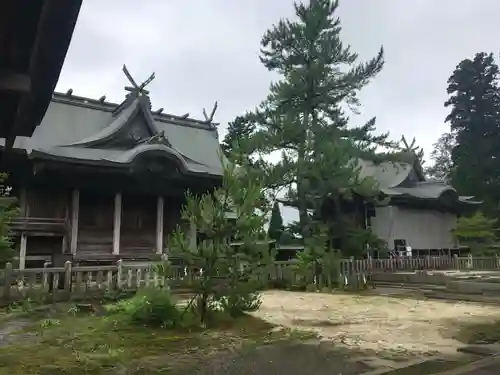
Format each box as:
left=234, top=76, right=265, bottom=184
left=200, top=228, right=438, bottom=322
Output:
left=202, top=101, right=219, bottom=127
left=123, top=64, right=155, bottom=97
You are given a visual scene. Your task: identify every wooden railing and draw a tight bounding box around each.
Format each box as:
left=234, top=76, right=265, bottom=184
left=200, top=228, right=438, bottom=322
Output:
left=2, top=255, right=500, bottom=304
left=10, top=216, right=70, bottom=234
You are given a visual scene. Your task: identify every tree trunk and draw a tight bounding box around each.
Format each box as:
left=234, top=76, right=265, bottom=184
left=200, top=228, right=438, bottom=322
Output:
left=297, top=115, right=310, bottom=239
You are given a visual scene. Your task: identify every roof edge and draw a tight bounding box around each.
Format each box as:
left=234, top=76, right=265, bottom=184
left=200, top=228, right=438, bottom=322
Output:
left=52, top=92, right=219, bottom=131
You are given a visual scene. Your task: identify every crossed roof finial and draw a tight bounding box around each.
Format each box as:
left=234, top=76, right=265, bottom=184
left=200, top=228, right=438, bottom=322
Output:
left=123, top=64, right=155, bottom=96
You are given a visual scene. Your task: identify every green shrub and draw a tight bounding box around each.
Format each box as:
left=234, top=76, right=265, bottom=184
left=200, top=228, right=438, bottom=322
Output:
left=216, top=291, right=262, bottom=318
left=107, top=288, right=183, bottom=328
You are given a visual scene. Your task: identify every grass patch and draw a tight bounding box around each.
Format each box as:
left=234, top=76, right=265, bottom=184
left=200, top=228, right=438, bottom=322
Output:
left=0, top=303, right=307, bottom=375
left=454, top=319, right=500, bottom=344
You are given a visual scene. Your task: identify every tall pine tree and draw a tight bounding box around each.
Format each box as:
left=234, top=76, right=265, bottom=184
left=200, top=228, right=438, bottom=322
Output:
left=445, top=52, right=500, bottom=218
left=221, top=116, right=255, bottom=158
left=238, top=0, right=396, bottom=252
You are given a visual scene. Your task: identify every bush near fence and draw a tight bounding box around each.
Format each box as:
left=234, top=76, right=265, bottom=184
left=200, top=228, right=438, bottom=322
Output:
left=1, top=255, right=499, bottom=304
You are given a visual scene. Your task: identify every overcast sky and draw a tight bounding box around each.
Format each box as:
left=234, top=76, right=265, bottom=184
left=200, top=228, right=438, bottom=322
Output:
left=57, top=0, right=500, bottom=223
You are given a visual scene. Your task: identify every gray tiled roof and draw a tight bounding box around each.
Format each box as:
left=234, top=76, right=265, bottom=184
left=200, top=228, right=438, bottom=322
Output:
left=356, top=158, right=480, bottom=204
left=5, top=92, right=226, bottom=177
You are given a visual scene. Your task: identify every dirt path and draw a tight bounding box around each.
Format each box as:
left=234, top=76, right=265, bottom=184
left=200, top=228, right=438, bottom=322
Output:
left=252, top=291, right=500, bottom=367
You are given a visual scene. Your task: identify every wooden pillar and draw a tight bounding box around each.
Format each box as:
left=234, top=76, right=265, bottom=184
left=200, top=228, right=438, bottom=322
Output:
left=19, top=233, right=27, bottom=269
left=156, top=196, right=164, bottom=254
left=113, top=193, right=122, bottom=255
left=19, top=186, right=28, bottom=216
left=70, top=189, right=79, bottom=255
left=189, top=221, right=197, bottom=250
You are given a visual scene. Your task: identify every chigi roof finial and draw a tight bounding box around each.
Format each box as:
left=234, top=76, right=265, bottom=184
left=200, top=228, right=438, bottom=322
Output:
left=122, top=64, right=155, bottom=96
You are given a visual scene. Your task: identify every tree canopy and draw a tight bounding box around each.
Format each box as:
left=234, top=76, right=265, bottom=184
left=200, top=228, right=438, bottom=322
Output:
left=443, top=52, right=500, bottom=218
left=452, top=212, right=498, bottom=254
left=267, top=201, right=284, bottom=243
left=222, top=0, right=397, bottom=255
left=425, top=132, right=455, bottom=182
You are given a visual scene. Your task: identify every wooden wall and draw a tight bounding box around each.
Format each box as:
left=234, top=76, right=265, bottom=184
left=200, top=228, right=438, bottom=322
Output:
left=18, top=185, right=186, bottom=259
left=77, top=190, right=114, bottom=255
left=120, top=194, right=156, bottom=257
left=25, top=186, right=68, bottom=218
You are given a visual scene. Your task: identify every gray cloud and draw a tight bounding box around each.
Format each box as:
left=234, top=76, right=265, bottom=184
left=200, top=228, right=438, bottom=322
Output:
left=58, top=0, right=500, bottom=223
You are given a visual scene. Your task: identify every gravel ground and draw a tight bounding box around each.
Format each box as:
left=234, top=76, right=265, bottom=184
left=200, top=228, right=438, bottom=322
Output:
left=168, top=291, right=500, bottom=374
left=252, top=291, right=500, bottom=357
left=3, top=291, right=500, bottom=374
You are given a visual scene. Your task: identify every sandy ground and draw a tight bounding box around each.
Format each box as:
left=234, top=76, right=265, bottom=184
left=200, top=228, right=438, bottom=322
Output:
left=253, top=290, right=500, bottom=358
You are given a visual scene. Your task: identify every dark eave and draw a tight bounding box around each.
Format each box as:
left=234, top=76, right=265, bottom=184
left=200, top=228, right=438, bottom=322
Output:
left=0, top=0, right=83, bottom=147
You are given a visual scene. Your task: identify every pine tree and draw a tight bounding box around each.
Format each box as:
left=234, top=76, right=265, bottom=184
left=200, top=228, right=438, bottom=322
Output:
left=445, top=52, right=500, bottom=218
left=169, top=160, right=272, bottom=323
left=425, top=132, right=455, bottom=182
left=240, top=0, right=395, bottom=252
left=221, top=116, right=255, bottom=158
left=267, top=201, right=284, bottom=242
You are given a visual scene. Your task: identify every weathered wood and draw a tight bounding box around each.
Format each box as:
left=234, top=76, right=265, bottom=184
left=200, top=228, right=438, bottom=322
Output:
left=5, top=256, right=500, bottom=304
left=11, top=217, right=68, bottom=233
left=19, top=233, right=27, bottom=269
left=117, top=259, right=123, bottom=289
left=70, top=189, right=79, bottom=254
left=73, top=265, right=116, bottom=272
left=64, top=261, right=72, bottom=298
left=113, top=193, right=122, bottom=255
left=156, top=196, right=164, bottom=254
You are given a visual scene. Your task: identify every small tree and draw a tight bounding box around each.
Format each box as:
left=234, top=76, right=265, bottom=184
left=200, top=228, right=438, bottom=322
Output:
left=293, top=222, right=342, bottom=290
left=452, top=213, right=498, bottom=255
left=169, top=160, right=272, bottom=325
left=268, top=201, right=283, bottom=243
left=0, top=173, right=17, bottom=265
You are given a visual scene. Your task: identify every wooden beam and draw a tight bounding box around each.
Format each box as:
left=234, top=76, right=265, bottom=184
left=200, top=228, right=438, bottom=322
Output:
left=113, top=193, right=122, bottom=255
left=156, top=196, right=164, bottom=254
left=70, top=189, right=79, bottom=254
left=19, top=186, right=28, bottom=215
left=0, top=71, right=31, bottom=93
left=19, top=233, right=27, bottom=269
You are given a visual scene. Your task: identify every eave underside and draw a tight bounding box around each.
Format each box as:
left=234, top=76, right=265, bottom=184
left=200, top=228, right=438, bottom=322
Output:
left=0, top=0, right=82, bottom=142
left=5, top=157, right=222, bottom=197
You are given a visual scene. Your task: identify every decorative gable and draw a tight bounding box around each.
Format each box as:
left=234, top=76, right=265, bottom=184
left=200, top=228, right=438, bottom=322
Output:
left=66, top=95, right=171, bottom=150
left=100, top=112, right=156, bottom=149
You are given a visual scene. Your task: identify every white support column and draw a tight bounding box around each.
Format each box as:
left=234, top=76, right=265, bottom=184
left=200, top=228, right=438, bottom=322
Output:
left=113, top=193, right=122, bottom=255
left=70, top=189, right=80, bottom=255
left=156, top=196, right=164, bottom=254
left=189, top=221, right=197, bottom=250
left=19, top=233, right=27, bottom=270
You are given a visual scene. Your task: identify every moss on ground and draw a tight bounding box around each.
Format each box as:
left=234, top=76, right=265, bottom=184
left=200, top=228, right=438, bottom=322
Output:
left=454, top=319, right=500, bottom=345
left=0, top=303, right=311, bottom=375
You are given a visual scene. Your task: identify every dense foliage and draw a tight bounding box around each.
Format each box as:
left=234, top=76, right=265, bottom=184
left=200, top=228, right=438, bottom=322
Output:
left=0, top=173, right=17, bottom=265
left=267, top=201, right=284, bottom=243
left=168, top=160, right=272, bottom=324
left=425, top=132, right=455, bottom=182
left=428, top=52, right=500, bottom=221
left=222, top=0, right=397, bottom=257
left=452, top=213, right=498, bottom=255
